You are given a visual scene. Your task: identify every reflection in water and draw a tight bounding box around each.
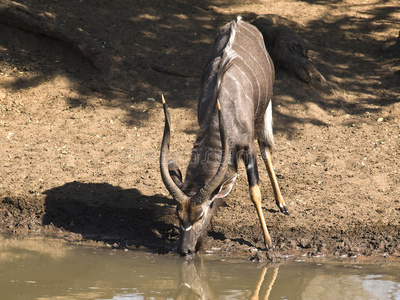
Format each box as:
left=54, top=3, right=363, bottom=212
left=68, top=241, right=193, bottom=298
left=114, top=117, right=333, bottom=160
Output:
left=176, top=257, right=280, bottom=299
left=0, top=236, right=400, bottom=299
left=176, top=259, right=214, bottom=299
left=251, top=266, right=279, bottom=300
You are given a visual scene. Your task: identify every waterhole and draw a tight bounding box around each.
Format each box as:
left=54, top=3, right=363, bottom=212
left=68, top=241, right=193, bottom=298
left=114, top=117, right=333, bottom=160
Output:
left=1, top=236, right=400, bottom=299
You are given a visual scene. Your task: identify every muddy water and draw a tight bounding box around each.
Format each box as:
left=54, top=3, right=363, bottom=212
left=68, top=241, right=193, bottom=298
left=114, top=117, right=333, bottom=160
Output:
left=1, top=236, right=400, bottom=299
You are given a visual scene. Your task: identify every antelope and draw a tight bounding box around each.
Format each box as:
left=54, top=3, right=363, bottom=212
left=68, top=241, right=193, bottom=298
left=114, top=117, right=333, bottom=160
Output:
left=160, top=17, right=288, bottom=256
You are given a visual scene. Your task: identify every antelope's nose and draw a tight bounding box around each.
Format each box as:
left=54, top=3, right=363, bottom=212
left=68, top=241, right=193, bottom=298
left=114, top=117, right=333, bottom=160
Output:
left=178, top=247, right=194, bottom=256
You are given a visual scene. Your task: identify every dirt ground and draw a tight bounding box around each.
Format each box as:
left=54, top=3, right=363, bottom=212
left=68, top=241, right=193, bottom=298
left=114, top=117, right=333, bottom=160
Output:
left=0, top=0, right=399, bottom=261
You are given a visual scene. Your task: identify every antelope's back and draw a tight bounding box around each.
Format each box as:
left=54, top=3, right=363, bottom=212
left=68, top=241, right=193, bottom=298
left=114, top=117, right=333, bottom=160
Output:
left=198, top=17, right=275, bottom=125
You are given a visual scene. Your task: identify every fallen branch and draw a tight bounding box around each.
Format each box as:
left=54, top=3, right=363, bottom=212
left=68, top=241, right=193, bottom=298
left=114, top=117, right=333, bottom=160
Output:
left=252, top=14, right=331, bottom=92
left=0, top=0, right=113, bottom=77
left=150, top=65, right=199, bottom=78
left=381, top=31, right=400, bottom=53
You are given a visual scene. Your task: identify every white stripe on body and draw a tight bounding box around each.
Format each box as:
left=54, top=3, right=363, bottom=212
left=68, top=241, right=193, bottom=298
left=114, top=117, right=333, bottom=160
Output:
left=233, top=23, right=271, bottom=115
left=225, top=66, right=254, bottom=103
left=239, top=21, right=273, bottom=74
left=233, top=48, right=261, bottom=104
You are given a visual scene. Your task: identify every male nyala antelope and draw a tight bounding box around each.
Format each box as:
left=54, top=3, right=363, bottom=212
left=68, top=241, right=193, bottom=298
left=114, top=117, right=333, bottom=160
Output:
left=160, top=17, right=288, bottom=256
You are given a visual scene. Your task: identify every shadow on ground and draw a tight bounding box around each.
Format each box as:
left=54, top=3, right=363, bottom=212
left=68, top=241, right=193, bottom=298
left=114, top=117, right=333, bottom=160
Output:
left=42, top=181, right=178, bottom=253
left=1, top=0, right=398, bottom=130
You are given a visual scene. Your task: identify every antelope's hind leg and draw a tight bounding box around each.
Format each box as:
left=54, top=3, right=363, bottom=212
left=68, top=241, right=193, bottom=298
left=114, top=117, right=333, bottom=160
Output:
left=258, top=100, right=289, bottom=215
left=245, top=151, right=273, bottom=249
left=259, top=142, right=289, bottom=215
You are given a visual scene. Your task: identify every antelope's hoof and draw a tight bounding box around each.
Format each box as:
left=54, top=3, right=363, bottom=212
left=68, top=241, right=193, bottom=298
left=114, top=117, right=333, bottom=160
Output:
left=265, top=243, right=275, bottom=251
left=279, top=204, right=289, bottom=215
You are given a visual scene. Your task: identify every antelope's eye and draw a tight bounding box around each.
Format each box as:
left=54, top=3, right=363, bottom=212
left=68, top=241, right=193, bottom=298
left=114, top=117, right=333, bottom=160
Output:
left=196, top=211, right=204, bottom=222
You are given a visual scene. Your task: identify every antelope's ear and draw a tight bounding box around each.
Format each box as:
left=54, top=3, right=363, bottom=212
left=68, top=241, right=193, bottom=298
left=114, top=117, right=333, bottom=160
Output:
left=168, top=160, right=183, bottom=189
left=213, top=174, right=238, bottom=200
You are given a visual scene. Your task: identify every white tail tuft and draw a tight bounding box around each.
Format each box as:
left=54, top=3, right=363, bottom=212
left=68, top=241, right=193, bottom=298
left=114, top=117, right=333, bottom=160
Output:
left=264, top=100, right=275, bottom=150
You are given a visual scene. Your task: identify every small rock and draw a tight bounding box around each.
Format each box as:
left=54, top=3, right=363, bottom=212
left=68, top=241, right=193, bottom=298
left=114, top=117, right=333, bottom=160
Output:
left=0, top=90, right=6, bottom=99
left=299, top=238, right=311, bottom=248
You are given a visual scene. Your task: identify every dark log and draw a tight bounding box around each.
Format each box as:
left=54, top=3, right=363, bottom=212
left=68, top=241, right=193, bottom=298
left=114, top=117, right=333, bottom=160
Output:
left=381, top=31, right=400, bottom=53
left=252, top=14, right=330, bottom=92
left=0, top=0, right=113, bottom=77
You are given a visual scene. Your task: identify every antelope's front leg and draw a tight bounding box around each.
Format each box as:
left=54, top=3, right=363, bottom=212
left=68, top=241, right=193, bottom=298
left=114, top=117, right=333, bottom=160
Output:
left=245, top=152, right=273, bottom=249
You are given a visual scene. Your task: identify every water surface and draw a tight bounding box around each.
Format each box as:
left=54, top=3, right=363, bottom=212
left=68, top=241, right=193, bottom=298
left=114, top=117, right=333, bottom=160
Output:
left=1, top=236, right=400, bottom=299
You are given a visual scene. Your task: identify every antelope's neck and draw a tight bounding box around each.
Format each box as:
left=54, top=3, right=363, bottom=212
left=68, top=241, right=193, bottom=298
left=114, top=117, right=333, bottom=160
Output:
left=182, top=117, right=224, bottom=195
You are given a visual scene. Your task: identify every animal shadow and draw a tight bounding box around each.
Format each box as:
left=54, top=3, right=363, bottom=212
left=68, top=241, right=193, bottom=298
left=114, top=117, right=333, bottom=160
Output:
left=42, top=181, right=178, bottom=253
